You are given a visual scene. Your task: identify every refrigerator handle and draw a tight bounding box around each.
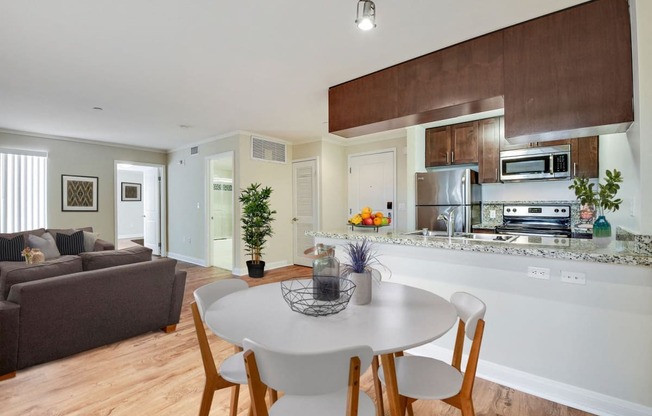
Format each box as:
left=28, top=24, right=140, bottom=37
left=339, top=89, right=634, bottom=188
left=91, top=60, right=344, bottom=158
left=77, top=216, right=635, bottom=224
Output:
left=461, top=173, right=467, bottom=206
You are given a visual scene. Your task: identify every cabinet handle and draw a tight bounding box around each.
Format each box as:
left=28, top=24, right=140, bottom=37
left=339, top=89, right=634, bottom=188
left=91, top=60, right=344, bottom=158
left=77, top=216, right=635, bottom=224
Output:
left=451, top=151, right=455, bottom=163
left=495, top=168, right=498, bottom=181
left=573, top=162, right=577, bottom=177
left=446, top=152, right=449, bottom=164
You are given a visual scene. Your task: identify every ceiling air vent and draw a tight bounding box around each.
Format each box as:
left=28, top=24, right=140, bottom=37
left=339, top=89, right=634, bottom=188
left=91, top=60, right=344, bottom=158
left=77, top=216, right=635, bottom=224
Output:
left=190, top=146, right=199, bottom=155
left=251, top=136, right=286, bottom=164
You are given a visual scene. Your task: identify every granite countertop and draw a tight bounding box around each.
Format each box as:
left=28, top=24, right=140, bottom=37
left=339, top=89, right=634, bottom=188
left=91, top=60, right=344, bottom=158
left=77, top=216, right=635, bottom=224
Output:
left=308, top=228, right=652, bottom=268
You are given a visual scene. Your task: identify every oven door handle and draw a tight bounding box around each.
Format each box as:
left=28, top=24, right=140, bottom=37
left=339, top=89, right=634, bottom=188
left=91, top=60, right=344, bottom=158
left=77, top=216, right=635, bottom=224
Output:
left=498, top=230, right=569, bottom=238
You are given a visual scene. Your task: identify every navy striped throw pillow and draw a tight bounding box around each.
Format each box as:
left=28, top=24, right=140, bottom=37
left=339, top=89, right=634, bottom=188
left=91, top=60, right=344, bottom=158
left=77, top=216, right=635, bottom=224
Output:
left=56, top=230, right=85, bottom=255
left=0, top=234, right=25, bottom=261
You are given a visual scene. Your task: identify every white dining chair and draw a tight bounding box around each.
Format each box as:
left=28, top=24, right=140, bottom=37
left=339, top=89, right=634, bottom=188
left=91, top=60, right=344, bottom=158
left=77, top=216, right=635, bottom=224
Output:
left=378, top=291, right=486, bottom=416
left=192, top=279, right=250, bottom=416
left=243, top=338, right=376, bottom=416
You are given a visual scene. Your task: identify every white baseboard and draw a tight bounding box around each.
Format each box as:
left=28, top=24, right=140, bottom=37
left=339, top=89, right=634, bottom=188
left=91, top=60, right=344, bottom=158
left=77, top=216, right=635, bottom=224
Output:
left=407, top=344, right=652, bottom=416
left=166, top=252, right=206, bottom=267
left=233, top=260, right=289, bottom=277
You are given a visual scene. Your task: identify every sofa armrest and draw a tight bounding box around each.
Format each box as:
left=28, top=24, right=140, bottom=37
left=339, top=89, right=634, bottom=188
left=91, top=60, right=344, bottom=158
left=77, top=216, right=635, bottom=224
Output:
left=167, top=269, right=187, bottom=326
left=0, top=301, right=19, bottom=378
left=93, top=238, right=115, bottom=251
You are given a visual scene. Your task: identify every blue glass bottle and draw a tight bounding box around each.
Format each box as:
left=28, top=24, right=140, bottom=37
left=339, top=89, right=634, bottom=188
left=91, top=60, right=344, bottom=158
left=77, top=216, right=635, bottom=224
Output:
left=592, top=215, right=611, bottom=247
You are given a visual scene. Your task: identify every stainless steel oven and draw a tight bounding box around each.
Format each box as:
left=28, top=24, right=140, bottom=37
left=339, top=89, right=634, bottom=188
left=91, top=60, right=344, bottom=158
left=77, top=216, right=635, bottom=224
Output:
left=495, top=204, right=572, bottom=247
left=500, top=145, right=571, bottom=182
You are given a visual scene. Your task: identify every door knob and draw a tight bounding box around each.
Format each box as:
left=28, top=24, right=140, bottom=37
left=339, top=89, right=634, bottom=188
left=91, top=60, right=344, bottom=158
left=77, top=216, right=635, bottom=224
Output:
left=291, top=217, right=298, bottom=222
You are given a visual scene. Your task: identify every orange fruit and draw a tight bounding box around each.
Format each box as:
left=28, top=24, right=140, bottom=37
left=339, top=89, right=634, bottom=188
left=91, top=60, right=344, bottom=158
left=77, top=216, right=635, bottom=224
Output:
left=361, top=206, right=372, bottom=214
left=361, top=212, right=371, bottom=220
left=373, top=217, right=382, bottom=226
left=374, top=212, right=383, bottom=218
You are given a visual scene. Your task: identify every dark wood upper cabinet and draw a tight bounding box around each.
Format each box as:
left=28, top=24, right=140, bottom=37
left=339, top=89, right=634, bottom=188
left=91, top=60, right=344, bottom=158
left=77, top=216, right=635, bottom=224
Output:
left=478, top=118, right=501, bottom=184
left=425, top=122, right=479, bottom=167
left=328, top=66, right=399, bottom=136
left=503, top=0, right=633, bottom=142
left=425, top=126, right=451, bottom=167
left=396, top=32, right=504, bottom=121
left=572, top=136, right=599, bottom=179
left=329, top=32, right=504, bottom=138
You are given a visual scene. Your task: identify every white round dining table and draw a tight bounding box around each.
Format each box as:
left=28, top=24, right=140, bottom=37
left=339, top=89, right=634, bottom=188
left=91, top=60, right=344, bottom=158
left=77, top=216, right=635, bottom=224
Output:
left=204, top=280, right=457, bottom=356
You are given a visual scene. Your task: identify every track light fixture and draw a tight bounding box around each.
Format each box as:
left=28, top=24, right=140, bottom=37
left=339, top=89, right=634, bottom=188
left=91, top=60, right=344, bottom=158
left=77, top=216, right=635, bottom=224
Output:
left=356, top=0, right=376, bottom=31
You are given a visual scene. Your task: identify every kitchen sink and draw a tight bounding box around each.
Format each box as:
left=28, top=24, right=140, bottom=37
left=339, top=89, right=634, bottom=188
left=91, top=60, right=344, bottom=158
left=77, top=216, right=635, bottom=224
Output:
left=404, top=230, right=517, bottom=243
left=453, top=233, right=518, bottom=243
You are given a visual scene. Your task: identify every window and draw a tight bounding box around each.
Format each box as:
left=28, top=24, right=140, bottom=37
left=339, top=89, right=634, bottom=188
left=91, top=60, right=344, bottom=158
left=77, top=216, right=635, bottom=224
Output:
left=0, top=149, right=48, bottom=233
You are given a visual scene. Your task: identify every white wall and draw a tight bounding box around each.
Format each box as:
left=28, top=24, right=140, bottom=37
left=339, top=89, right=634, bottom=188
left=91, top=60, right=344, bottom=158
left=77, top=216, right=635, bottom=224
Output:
left=116, top=170, right=144, bottom=239
left=167, top=133, right=293, bottom=273
left=0, top=131, right=166, bottom=242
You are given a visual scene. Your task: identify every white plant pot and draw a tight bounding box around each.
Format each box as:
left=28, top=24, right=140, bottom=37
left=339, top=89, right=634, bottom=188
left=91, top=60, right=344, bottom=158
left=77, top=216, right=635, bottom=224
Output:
left=349, top=271, right=372, bottom=305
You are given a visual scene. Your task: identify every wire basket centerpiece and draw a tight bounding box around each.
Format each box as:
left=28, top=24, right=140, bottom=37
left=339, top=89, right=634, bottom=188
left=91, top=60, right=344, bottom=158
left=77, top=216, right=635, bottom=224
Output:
left=281, top=277, right=356, bottom=317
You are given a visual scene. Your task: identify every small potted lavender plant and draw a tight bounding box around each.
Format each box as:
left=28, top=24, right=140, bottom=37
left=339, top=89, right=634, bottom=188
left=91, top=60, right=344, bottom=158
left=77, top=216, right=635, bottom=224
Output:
left=340, top=239, right=386, bottom=305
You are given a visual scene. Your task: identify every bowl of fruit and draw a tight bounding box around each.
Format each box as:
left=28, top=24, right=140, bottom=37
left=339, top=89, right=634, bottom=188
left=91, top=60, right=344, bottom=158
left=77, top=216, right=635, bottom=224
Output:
left=348, top=206, right=391, bottom=230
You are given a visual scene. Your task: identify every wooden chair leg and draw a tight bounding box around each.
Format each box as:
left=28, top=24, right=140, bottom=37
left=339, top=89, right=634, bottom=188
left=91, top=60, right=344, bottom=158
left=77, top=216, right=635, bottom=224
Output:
left=229, top=385, right=240, bottom=416
left=405, top=397, right=415, bottom=416
left=371, top=356, right=385, bottom=416
left=198, top=380, right=216, bottom=416
left=380, top=353, right=407, bottom=416
left=460, top=397, right=475, bottom=416
left=268, top=388, right=278, bottom=405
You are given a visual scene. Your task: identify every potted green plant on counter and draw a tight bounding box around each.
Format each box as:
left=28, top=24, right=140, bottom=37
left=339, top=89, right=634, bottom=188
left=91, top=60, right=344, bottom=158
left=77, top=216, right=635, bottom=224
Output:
left=568, top=169, right=623, bottom=247
left=240, top=183, right=276, bottom=277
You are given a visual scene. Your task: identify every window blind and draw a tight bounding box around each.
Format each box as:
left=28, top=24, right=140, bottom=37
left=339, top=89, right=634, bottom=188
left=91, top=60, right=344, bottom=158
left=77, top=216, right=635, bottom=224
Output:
left=0, top=151, right=48, bottom=233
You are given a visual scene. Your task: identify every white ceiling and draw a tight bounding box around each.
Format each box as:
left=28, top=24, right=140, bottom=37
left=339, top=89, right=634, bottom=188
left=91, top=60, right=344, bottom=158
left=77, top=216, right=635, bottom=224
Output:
left=0, top=0, right=588, bottom=152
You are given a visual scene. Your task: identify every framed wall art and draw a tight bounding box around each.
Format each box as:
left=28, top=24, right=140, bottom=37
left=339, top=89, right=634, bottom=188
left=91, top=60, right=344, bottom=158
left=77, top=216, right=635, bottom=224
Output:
left=62, top=175, right=99, bottom=212
left=121, top=182, right=142, bottom=201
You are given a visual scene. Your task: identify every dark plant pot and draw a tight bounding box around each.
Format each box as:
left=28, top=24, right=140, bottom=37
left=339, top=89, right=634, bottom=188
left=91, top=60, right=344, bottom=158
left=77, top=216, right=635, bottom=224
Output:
left=246, top=260, right=265, bottom=278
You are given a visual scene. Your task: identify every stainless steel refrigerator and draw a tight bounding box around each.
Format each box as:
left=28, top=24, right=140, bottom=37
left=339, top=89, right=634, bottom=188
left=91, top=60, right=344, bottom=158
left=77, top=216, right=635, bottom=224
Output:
left=415, top=169, right=481, bottom=233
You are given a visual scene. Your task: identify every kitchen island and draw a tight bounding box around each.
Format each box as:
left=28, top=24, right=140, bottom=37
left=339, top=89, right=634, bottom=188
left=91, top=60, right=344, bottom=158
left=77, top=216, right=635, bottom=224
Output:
left=308, top=228, right=652, bottom=416
left=308, top=228, right=651, bottom=267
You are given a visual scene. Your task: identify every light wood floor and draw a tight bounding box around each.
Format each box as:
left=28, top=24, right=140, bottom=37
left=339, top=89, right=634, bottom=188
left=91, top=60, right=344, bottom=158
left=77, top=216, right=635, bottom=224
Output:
left=0, top=263, right=594, bottom=416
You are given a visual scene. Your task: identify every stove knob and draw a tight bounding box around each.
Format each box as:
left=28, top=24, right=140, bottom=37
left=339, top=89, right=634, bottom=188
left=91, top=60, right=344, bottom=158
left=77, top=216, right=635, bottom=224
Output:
left=554, top=238, right=559, bottom=244
left=512, top=208, right=517, bottom=213
left=562, top=209, right=567, bottom=213
left=554, top=208, right=559, bottom=213
left=561, top=238, right=567, bottom=244
left=506, top=208, right=511, bottom=213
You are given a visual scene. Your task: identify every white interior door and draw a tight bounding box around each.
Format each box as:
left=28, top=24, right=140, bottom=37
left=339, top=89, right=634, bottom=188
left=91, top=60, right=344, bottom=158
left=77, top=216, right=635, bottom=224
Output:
left=143, top=168, right=160, bottom=255
left=292, top=159, right=318, bottom=267
left=348, top=151, right=395, bottom=226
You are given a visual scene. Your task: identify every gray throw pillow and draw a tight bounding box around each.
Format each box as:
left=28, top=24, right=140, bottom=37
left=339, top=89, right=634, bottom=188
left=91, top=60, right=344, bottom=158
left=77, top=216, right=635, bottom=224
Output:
left=83, top=231, right=99, bottom=252
left=27, top=232, right=61, bottom=260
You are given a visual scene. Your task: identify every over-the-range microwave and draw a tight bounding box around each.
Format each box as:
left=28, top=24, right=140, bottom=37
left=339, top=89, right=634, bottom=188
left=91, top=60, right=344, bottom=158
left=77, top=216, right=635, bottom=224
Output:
left=499, top=145, right=571, bottom=182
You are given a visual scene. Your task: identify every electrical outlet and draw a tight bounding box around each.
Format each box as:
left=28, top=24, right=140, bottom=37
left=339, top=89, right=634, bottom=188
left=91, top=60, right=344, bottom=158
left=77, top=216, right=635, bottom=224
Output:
left=490, top=210, right=497, bottom=219
left=561, top=271, right=586, bottom=285
left=527, top=266, right=550, bottom=280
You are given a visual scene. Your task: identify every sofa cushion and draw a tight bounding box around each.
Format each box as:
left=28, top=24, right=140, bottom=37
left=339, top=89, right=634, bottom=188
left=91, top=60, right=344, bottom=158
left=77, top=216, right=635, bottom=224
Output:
left=0, top=256, right=82, bottom=299
left=80, top=246, right=152, bottom=271
left=55, top=231, right=85, bottom=255
left=0, top=235, right=25, bottom=262
left=0, top=228, right=46, bottom=241
left=27, top=232, right=61, bottom=260
left=83, top=231, right=100, bottom=252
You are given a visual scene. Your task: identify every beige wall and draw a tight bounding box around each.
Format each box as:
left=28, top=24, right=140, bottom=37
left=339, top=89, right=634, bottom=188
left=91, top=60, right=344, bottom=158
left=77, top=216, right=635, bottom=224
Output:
left=0, top=131, right=166, bottom=242
left=167, top=133, right=293, bottom=274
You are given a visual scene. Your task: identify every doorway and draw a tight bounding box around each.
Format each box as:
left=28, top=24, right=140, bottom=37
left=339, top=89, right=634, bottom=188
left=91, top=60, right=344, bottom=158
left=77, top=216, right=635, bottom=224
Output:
left=206, top=152, right=234, bottom=270
left=292, top=158, right=319, bottom=267
left=115, top=162, right=165, bottom=255
left=348, top=150, right=396, bottom=228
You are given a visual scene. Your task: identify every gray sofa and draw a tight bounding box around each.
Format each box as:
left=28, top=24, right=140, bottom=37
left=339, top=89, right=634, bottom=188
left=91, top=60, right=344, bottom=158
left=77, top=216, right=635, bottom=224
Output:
left=0, top=243, right=187, bottom=380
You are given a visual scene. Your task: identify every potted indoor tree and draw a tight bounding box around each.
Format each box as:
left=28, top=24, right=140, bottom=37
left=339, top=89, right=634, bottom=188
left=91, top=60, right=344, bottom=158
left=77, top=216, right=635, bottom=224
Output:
left=239, top=183, right=276, bottom=277
left=568, top=169, right=623, bottom=247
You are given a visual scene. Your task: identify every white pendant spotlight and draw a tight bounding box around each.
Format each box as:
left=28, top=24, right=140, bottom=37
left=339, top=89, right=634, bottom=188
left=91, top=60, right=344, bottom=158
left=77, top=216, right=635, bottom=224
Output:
left=356, top=0, right=376, bottom=31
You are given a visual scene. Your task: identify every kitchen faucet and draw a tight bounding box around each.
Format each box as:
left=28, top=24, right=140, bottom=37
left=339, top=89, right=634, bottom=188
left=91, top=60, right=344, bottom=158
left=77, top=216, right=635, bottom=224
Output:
left=437, top=211, right=455, bottom=237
